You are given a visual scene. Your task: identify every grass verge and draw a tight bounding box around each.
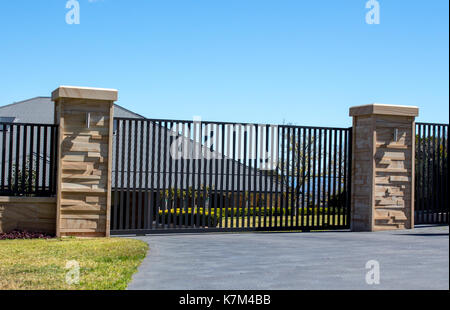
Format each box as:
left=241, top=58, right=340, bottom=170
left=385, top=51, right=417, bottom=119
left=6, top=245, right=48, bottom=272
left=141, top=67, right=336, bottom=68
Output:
left=0, top=237, right=148, bottom=290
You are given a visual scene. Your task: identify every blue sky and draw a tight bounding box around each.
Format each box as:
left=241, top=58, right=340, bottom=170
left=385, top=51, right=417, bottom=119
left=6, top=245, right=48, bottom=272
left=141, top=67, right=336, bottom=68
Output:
left=0, top=0, right=448, bottom=127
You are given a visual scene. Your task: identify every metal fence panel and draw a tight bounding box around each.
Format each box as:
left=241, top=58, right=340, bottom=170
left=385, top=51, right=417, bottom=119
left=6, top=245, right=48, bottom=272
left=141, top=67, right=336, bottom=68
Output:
left=415, top=122, right=449, bottom=225
left=0, top=122, right=58, bottom=197
left=111, top=118, right=352, bottom=234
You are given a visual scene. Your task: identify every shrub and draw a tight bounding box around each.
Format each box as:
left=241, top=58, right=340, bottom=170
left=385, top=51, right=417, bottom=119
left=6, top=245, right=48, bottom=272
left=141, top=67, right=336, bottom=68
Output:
left=158, top=209, right=221, bottom=227
left=0, top=230, right=54, bottom=240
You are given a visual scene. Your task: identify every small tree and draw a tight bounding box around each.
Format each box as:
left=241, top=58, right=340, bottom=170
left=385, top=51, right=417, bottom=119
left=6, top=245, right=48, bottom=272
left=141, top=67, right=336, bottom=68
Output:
left=10, top=159, right=37, bottom=196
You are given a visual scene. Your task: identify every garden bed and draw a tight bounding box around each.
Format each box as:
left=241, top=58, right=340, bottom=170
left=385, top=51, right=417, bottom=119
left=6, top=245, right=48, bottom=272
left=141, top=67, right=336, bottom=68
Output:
left=0, top=230, right=54, bottom=240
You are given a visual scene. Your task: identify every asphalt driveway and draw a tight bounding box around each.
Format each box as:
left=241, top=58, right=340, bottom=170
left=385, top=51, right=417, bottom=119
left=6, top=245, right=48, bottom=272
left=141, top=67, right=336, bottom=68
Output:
left=127, top=225, right=449, bottom=290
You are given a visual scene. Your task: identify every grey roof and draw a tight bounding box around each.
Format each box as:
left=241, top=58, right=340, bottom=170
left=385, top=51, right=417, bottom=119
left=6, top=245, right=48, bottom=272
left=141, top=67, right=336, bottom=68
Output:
left=0, top=97, right=143, bottom=123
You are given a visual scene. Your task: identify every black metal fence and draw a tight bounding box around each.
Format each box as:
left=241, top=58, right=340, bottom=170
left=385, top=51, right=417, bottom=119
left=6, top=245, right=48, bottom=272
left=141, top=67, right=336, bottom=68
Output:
left=415, top=122, right=448, bottom=224
left=111, top=118, right=352, bottom=234
left=0, top=122, right=58, bottom=197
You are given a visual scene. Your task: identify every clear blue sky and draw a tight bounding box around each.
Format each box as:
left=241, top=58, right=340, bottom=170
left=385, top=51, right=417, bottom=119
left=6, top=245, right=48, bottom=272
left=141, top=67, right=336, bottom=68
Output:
left=0, top=0, right=448, bottom=127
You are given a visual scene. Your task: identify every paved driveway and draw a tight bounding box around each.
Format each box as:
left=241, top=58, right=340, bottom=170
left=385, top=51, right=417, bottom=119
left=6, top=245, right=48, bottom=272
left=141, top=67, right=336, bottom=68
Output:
left=127, top=226, right=449, bottom=290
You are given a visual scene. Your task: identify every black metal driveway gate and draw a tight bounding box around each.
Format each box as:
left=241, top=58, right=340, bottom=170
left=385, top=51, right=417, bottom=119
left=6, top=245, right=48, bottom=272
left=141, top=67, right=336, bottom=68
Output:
left=415, top=122, right=449, bottom=225
left=111, top=117, right=352, bottom=234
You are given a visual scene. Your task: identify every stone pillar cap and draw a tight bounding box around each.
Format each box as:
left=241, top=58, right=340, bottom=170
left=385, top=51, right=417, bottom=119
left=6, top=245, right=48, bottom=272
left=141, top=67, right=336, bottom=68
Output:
left=349, top=103, right=419, bottom=117
left=52, top=86, right=118, bottom=101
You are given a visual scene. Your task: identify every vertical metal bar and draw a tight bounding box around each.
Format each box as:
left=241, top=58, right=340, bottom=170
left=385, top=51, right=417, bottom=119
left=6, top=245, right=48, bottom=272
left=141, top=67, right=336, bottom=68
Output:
left=137, top=120, right=144, bottom=229
left=432, top=125, right=437, bottom=222
left=289, top=127, right=296, bottom=228
left=119, top=120, right=126, bottom=230
left=213, top=123, right=220, bottom=229
left=51, top=126, right=58, bottom=195
left=162, top=121, right=169, bottom=229
left=21, top=125, right=27, bottom=193
left=198, top=123, right=207, bottom=229
left=167, top=122, right=174, bottom=228
left=280, top=126, right=287, bottom=228
left=7, top=125, right=14, bottom=193
left=444, top=125, right=448, bottom=224
left=263, top=125, right=270, bottom=227
left=236, top=125, right=242, bottom=228
left=144, top=121, right=150, bottom=229
left=436, top=125, right=441, bottom=223
left=35, top=126, right=41, bottom=194
left=421, top=124, right=427, bottom=224
left=173, top=122, right=180, bottom=228
left=247, top=125, right=253, bottom=228
left=191, top=122, right=197, bottom=228
left=311, top=128, right=317, bottom=227
left=150, top=121, right=156, bottom=230
left=131, top=121, right=138, bottom=229
left=337, top=130, right=343, bottom=226
left=305, top=128, right=312, bottom=228
left=284, top=127, right=290, bottom=227
left=48, top=126, right=53, bottom=195
left=346, top=128, right=353, bottom=228
left=416, top=124, right=422, bottom=224
left=301, top=127, right=306, bottom=228
left=230, top=126, right=236, bottom=229
left=113, top=120, right=120, bottom=231
left=429, top=125, right=434, bottom=223
left=196, top=123, right=203, bottom=228
left=326, top=129, right=332, bottom=227
left=445, top=126, right=449, bottom=224
left=253, top=126, right=258, bottom=229
left=269, top=126, right=275, bottom=228
left=41, top=126, right=47, bottom=193
left=1, top=125, right=7, bottom=192
left=14, top=125, right=21, bottom=193
left=321, top=128, right=327, bottom=227
left=343, top=128, right=348, bottom=227
left=276, top=127, right=282, bottom=228
left=28, top=125, right=34, bottom=194
left=442, top=125, right=446, bottom=223
left=242, top=127, right=247, bottom=228
left=185, top=123, right=193, bottom=228
left=219, top=124, right=226, bottom=228
left=295, top=127, right=302, bottom=227
left=180, top=123, right=187, bottom=228
left=419, top=124, right=425, bottom=223
left=317, top=128, right=322, bottom=227
left=202, top=123, right=209, bottom=228
left=258, top=126, right=264, bottom=228
left=157, top=121, right=163, bottom=228
left=332, top=128, right=337, bottom=226
left=285, top=127, right=291, bottom=227
left=414, top=123, right=418, bottom=224
left=126, top=120, right=132, bottom=230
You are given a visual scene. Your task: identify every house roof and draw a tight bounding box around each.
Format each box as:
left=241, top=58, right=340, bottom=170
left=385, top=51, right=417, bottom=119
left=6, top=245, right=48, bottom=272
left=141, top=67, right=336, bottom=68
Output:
left=0, top=97, right=144, bottom=124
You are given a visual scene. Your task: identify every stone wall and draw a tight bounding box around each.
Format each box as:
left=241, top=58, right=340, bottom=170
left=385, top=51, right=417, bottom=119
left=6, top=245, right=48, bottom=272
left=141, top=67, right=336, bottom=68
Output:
left=0, top=197, right=56, bottom=234
left=52, top=86, right=117, bottom=237
left=350, top=104, right=418, bottom=231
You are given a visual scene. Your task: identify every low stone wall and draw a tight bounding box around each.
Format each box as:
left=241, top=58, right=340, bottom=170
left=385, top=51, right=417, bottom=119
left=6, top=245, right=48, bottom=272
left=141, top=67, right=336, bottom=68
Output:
left=0, top=197, right=57, bottom=234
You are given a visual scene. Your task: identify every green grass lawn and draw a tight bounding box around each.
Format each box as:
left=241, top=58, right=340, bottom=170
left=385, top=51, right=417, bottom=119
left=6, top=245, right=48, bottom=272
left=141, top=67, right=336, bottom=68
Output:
left=0, top=237, right=148, bottom=290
